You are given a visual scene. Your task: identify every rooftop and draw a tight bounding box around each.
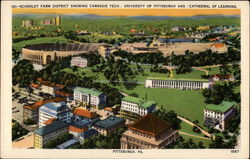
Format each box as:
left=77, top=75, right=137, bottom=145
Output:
left=43, top=118, right=56, bottom=125
left=129, top=114, right=172, bottom=136
left=122, top=96, right=141, bottom=104
left=34, top=120, right=68, bottom=136
left=74, top=87, right=103, bottom=96
left=205, top=101, right=237, bottom=113
left=146, top=77, right=208, bottom=82
left=212, top=43, right=225, bottom=48
left=74, top=107, right=99, bottom=119
left=122, top=96, right=157, bottom=108
left=93, top=116, right=125, bottom=130
left=79, top=129, right=99, bottom=139
left=23, top=97, right=66, bottom=110
left=41, top=102, right=68, bottom=112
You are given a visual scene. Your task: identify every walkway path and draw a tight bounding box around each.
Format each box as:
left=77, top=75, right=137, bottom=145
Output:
left=192, top=67, right=209, bottom=75
left=178, top=131, right=210, bottom=140
left=177, top=115, right=214, bottom=140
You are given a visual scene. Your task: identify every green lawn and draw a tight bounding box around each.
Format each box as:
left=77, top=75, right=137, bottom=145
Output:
left=204, top=67, right=221, bottom=75
left=174, top=69, right=206, bottom=79
left=180, top=122, right=204, bottom=137
left=13, top=36, right=68, bottom=51
left=115, top=84, right=207, bottom=125
left=180, top=134, right=212, bottom=148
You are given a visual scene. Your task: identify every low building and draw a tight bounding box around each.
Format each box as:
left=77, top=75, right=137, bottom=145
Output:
left=34, top=120, right=68, bottom=149
left=92, top=116, right=125, bottom=136
left=212, top=74, right=234, bottom=81
left=73, top=107, right=100, bottom=123
left=103, top=106, right=120, bottom=116
left=145, top=77, right=212, bottom=90
left=71, top=57, right=88, bottom=68
left=211, top=43, right=228, bottom=53
left=120, top=114, right=178, bottom=149
left=69, top=120, right=90, bottom=137
left=41, top=83, right=64, bottom=96
left=55, top=90, right=73, bottom=101
left=120, top=96, right=157, bottom=121
left=56, top=139, right=79, bottom=149
left=74, top=87, right=106, bottom=110
left=78, top=129, right=99, bottom=143
left=23, top=97, right=66, bottom=123
left=39, top=102, right=71, bottom=128
left=204, top=101, right=237, bottom=131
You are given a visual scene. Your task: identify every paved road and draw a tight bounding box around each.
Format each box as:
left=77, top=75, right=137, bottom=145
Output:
left=177, top=115, right=214, bottom=139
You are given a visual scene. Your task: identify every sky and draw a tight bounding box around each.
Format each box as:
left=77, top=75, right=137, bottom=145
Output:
left=12, top=9, right=240, bottom=17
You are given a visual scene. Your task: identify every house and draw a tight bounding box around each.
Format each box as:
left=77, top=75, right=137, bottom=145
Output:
left=23, top=97, right=66, bottom=123
left=34, top=120, right=68, bottom=148
left=120, top=96, right=157, bottom=121
left=73, top=107, right=100, bottom=123
left=69, top=120, right=90, bottom=137
left=92, top=116, right=125, bottom=136
left=211, top=43, right=228, bottom=53
left=39, top=101, right=71, bottom=128
left=41, top=83, right=64, bottom=96
left=71, top=57, right=88, bottom=68
left=212, top=74, right=234, bottom=81
left=73, top=87, right=106, bottom=110
left=120, top=114, right=178, bottom=149
left=204, top=101, right=237, bottom=131
left=103, top=106, right=120, bottom=116
left=145, top=77, right=212, bottom=90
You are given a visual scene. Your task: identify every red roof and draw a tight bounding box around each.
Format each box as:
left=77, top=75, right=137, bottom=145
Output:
left=212, top=43, right=225, bottom=48
left=212, top=74, right=233, bottom=79
left=74, top=108, right=98, bottom=119
left=130, top=29, right=136, bottom=33
left=30, top=83, right=40, bottom=88
left=69, top=125, right=88, bottom=133
left=129, top=114, right=172, bottom=136
left=104, top=107, right=113, bottom=112
left=43, top=118, right=56, bottom=125
left=55, top=90, right=72, bottom=97
left=23, top=97, right=66, bottom=110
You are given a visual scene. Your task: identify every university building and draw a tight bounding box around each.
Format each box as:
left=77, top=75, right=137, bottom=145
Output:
left=39, top=102, right=71, bottom=128
left=70, top=57, right=88, bottom=68
left=204, top=101, right=237, bottom=131
left=41, top=83, right=64, bottom=96
left=120, top=114, right=178, bottom=149
left=120, top=96, right=156, bottom=121
left=145, top=77, right=212, bottom=90
left=92, top=116, right=125, bottom=136
left=34, top=120, right=68, bottom=149
left=23, top=97, right=66, bottom=123
left=74, top=87, right=106, bottom=110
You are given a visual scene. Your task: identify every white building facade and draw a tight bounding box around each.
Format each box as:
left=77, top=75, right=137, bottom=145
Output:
left=73, top=87, right=106, bottom=109
left=71, top=57, right=88, bottom=68
left=145, top=78, right=211, bottom=90
left=204, top=101, right=236, bottom=131
left=39, top=102, right=71, bottom=128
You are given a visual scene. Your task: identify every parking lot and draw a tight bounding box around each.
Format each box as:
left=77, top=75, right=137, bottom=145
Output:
left=12, top=92, right=38, bottom=123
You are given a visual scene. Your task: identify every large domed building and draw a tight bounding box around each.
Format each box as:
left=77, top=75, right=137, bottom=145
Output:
left=22, top=43, right=99, bottom=65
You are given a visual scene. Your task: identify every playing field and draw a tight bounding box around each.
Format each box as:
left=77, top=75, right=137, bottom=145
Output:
left=13, top=36, right=68, bottom=51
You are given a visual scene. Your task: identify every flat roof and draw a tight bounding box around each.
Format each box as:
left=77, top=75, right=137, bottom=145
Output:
left=74, top=87, right=103, bottom=96
left=205, top=101, right=237, bottom=113
left=146, top=77, right=208, bottom=82
left=34, top=121, right=68, bottom=136
left=122, top=96, right=156, bottom=108
left=93, top=116, right=125, bottom=130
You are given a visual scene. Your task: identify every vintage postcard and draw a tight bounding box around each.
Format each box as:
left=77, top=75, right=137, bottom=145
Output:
left=1, top=0, right=249, bottom=158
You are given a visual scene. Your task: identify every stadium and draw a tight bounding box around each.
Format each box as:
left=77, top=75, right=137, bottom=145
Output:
left=22, top=43, right=99, bottom=65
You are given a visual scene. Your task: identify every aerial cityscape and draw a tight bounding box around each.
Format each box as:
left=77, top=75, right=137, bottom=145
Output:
left=12, top=9, right=241, bottom=149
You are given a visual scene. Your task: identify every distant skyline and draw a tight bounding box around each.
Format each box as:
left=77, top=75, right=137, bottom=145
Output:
left=13, top=9, right=240, bottom=17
